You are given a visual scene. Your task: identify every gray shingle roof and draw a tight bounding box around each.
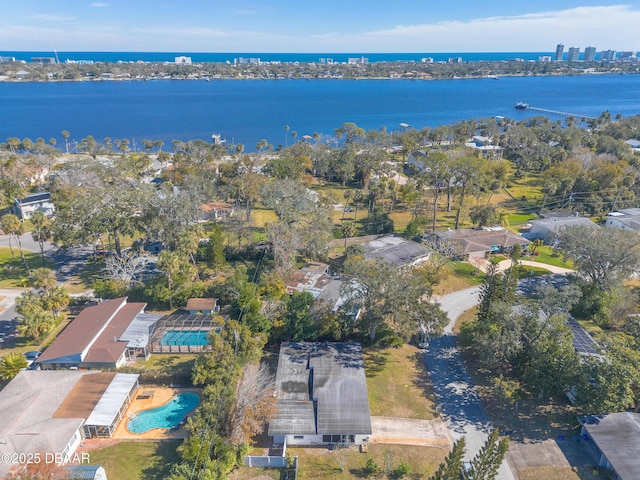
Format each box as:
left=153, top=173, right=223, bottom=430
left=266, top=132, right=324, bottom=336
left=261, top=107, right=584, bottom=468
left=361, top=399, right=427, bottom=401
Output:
left=362, top=235, right=431, bottom=268
left=580, top=412, right=640, bottom=480
left=269, top=342, right=372, bottom=436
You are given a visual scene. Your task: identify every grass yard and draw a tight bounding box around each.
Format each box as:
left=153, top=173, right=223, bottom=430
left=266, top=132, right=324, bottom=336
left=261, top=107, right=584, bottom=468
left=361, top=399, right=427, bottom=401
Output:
left=432, top=261, right=484, bottom=297
left=288, top=444, right=446, bottom=480
left=63, top=258, right=103, bottom=294
left=364, top=345, right=436, bottom=419
left=526, top=246, right=574, bottom=269
left=250, top=208, right=279, bottom=228
left=517, top=466, right=586, bottom=480
left=0, top=247, right=55, bottom=287
left=83, top=441, right=181, bottom=480
left=228, top=466, right=281, bottom=480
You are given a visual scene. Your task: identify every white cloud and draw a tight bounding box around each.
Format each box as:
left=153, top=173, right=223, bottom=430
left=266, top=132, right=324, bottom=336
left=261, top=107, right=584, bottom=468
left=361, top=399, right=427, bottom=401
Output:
left=354, top=5, right=640, bottom=52
left=2, top=4, right=638, bottom=52
left=90, top=2, right=108, bottom=7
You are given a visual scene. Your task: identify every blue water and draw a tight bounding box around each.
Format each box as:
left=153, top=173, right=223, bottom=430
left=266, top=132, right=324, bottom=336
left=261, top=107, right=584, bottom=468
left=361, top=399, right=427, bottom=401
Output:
left=1, top=75, right=639, bottom=151
left=160, top=330, right=209, bottom=346
left=127, top=392, right=200, bottom=434
left=1, top=51, right=551, bottom=63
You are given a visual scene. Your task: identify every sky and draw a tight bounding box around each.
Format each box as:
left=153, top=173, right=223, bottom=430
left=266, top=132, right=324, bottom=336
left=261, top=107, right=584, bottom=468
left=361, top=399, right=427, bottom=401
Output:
left=0, top=1, right=639, bottom=53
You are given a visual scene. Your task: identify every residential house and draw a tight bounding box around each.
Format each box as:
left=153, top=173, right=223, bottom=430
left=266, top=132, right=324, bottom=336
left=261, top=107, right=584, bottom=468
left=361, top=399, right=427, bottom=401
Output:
left=14, top=192, right=55, bottom=220
left=604, top=208, right=640, bottom=231
left=464, top=135, right=504, bottom=159
left=361, top=235, right=431, bottom=270
left=429, top=227, right=531, bottom=260
left=579, top=412, right=640, bottom=480
left=268, top=342, right=372, bottom=447
left=37, top=297, right=162, bottom=369
left=528, top=213, right=599, bottom=243
left=284, top=262, right=347, bottom=312
left=625, top=139, right=640, bottom=154
left=200, top=201, right=235, bottom=222
left=0, top=370, right=139, bottom=478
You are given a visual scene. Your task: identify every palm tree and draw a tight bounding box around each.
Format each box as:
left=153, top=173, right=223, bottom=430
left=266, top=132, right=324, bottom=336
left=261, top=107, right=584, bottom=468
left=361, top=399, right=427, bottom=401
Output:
left=61, top=130, right=70, bottom=153
left=0, top=213, right=18, bottom=257
left=18, top=305, right=54, bottom=343
left=43, top=285, right=70, bottom=320
left=284, top=125, right=290, bottom=147
left=342, top=190, right=353, bottom=221
left=341, top=221, right=357, bottom=247
left=0, top=353, right=28, bottom=380
left=1, top=213, right=29, bottom=272
left=29, top=268, right=56, bottom=295
left=30, top=210, right=52, bottom=265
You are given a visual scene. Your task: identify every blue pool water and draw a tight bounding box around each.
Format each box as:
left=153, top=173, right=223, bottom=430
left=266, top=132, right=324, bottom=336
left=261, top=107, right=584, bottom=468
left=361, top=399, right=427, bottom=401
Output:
left=160, top=330, right=209, bottom=346
left=127, top=392, right=201, bottom=434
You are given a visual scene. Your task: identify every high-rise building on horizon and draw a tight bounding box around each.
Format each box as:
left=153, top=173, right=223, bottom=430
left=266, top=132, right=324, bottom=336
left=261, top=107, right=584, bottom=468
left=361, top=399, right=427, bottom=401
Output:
left=600, top=50, right=616, bottom=62
left=567, top=47, right=580, bottom=62
left=554, top=43, right=564, bottom=61
left=584, top=46, right=596, bottom=62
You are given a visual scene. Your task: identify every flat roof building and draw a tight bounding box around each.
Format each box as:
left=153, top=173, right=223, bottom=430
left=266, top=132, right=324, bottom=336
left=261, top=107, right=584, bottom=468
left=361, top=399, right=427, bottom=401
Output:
left=567, top=47, right=580, bottom=62
left=584, top=46, right=597, bottom=62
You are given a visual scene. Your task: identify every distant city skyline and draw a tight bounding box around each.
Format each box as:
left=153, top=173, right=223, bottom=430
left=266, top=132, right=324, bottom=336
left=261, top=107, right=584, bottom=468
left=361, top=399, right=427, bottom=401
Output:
left=0, top=1, right=639, bottom=53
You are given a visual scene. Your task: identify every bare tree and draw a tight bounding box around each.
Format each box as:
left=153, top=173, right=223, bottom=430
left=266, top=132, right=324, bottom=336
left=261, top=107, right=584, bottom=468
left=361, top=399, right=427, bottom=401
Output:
left=102, top=251, right=150, bottom=288
left=229, top=362, right=276, bottom=445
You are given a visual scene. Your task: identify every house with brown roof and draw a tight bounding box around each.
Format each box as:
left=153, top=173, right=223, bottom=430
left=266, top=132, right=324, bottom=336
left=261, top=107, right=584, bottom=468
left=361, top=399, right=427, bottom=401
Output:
left=37, top=298, right=161, bottom=370
left=185, top=297, right=219, bottom=315
left=430, top=227, right=531, bottom=260
left=200, top=201, right=235, bottom=222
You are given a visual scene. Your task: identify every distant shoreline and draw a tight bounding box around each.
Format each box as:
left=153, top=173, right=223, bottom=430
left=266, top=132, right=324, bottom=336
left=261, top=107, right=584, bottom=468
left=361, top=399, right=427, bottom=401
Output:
left=0, top=70, right=627, bottom=84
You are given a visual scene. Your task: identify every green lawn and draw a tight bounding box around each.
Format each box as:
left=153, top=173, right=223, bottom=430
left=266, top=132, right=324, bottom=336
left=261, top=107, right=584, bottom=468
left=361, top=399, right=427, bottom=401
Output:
left=288, top=444, right=446, bottom=480
left=0, top=247, right=55, bottom=287
left=433, top=261, right=485, bottom=297
left=84, top=441, right=181, bottom=480
left=527, top=246, right=574, bottom=269
left=364, top=345, right=436, bottom=419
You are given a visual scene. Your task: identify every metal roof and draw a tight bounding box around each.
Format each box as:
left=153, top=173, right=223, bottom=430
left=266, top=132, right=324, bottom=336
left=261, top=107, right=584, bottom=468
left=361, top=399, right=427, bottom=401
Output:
left=580, top=412, right=640, bottom=480
left=269, top=342, right=372, bottom=436
left=85, top=373, right=139, bottom=427
left=120, top=312, right=163, bottom=348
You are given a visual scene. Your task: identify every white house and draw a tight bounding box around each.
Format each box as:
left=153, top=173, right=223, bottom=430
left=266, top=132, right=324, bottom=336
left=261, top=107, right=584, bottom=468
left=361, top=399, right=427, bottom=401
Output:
left=14, top=192, right=55, bottom=220
left=604, top=208, right=640, bottom=231
left=528, top=213, right=599, bottom=243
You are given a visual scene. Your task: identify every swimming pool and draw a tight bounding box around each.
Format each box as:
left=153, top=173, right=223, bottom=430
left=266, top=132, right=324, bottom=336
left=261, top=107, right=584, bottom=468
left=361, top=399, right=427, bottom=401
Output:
left=160, top=330, right=209, bottom=346
left=127, top=392, right=201, bottom=434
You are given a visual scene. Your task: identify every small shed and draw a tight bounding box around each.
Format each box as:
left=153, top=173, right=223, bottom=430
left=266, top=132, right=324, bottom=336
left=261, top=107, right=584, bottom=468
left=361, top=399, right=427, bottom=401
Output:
left=69, top=465, right=108, bottom=479
left=185, top=298, right=219, bottom=315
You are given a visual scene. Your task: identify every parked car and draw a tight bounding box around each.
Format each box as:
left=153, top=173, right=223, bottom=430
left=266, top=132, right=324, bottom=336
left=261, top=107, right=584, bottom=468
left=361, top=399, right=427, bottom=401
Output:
left=24, top=351, right=40, bottom=366
left=460, top=461, right=474, bottom=479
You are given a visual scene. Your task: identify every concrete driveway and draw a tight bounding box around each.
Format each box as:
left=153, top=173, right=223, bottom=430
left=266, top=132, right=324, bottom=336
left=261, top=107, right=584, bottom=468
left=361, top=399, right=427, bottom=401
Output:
left=426, top=285, right=517, bottom=480
left=370, top=416, right=451, bottom=448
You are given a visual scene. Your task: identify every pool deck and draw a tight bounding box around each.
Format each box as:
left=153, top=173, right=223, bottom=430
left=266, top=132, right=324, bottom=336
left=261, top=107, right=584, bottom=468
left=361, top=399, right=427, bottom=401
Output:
left=112, top=386, right=202, bottom=440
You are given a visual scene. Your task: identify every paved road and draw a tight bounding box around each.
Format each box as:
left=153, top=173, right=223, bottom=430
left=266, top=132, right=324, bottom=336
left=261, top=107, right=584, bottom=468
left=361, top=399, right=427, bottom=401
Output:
left=427, top=285, right=517, bottom=480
